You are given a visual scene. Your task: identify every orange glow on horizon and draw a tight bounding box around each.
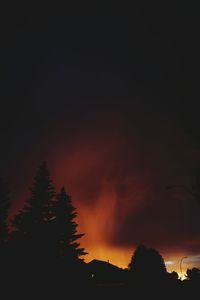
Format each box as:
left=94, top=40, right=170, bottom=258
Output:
left=76, top=191, right=133, bottom=268
left=10, top=138, right=199, bottom=279
left=83, top=244, right=133, bottom=269
left=48, top=144, right=198, bottom=277
left=82, top=243, right=190, bottom=279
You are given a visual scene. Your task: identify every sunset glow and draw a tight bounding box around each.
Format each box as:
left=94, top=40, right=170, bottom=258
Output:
left=9, top=134, right=200, bottom=278
left=2, top=5, right=200, bottom=298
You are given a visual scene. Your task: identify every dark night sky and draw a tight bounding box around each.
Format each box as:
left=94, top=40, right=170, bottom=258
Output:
left=1, top=2, right=200, bottom=270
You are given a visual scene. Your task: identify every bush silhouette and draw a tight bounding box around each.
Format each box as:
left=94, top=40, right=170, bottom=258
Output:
left=129, top=245, right=167, bottom=283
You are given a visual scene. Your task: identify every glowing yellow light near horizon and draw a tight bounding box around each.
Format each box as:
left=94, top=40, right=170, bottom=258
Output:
left=179, top=273, right=187, bottom=280
left=79, top=204, right=193, bottom=277
left=165, top=260, right=174, bottom=266
left=84, top=244, right=133, bottom=269
left=166, top=257, right=189, bottom=280
left=84, top=247, right=191, bottom=280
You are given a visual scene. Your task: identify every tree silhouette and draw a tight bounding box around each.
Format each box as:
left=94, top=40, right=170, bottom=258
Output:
left=12, top=162, right=87, bottom=275
left=186, top=267, right=200, bottom=281
left=129, top=245, right=167, bottom=282
left=0, top=178, right=10, bottom=243
left=170, top=271, right=179, bottom=280
left=13, top=162, right=55, bottom=234
left=49, top=187, right=87, bottom=264
left=12, top=162, right=56, bottom=264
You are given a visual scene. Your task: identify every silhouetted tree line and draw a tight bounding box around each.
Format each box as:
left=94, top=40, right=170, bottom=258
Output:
left=0, top=162, right=89, bottom=295
left=0, top=162, right=199, bottom=298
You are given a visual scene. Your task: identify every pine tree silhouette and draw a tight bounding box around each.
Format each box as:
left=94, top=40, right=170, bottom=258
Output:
left=13, top=162, right=55, bottom=235
left=12, top=162, right=87, bottom=274
left=0, top=178, right=10, bottom=243
left=49, top=187, right=87, bottom=264
left=12, top=162, right=56, bottom=265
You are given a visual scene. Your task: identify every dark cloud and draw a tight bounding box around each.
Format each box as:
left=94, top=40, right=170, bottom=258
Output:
left=113, top=189, right=200, bottom=255
left=42, top=107, right=200, bottom=258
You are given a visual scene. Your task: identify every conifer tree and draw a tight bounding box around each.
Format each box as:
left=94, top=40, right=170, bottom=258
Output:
left=12, top=162, right=56, bottom=241
left=49, top=187, right=87, bottom=264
